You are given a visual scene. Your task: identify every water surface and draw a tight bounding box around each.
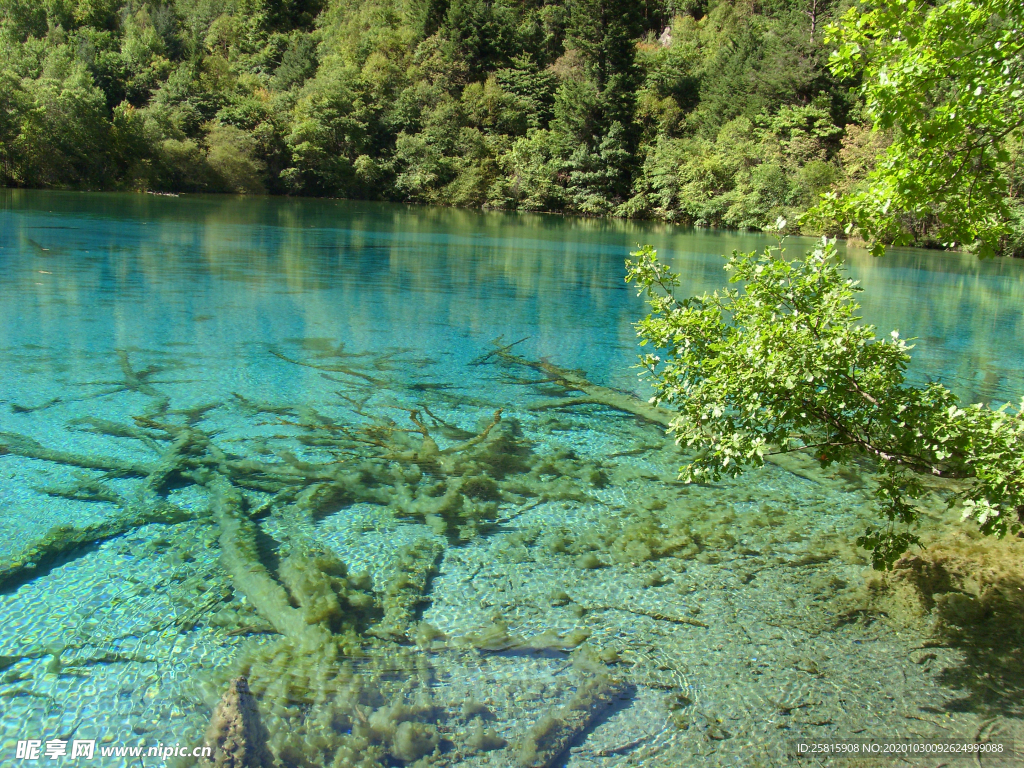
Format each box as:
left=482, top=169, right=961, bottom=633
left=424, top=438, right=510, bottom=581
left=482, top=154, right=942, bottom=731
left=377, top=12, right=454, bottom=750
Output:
left=3, top=190, right=1022, bottom=404
left=0, top=190, right=1022, bottom=767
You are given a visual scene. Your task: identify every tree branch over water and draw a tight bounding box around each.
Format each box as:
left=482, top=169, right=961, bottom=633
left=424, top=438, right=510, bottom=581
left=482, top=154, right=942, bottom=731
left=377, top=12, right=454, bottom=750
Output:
left=626, top=240, right=1024, bottom=569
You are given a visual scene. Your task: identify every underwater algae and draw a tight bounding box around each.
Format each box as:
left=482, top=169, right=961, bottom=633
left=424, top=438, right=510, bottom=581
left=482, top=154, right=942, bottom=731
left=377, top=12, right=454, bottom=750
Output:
left=0, top=342, right=656, bottom=766
left=2, top=340, right=1023, bottom=767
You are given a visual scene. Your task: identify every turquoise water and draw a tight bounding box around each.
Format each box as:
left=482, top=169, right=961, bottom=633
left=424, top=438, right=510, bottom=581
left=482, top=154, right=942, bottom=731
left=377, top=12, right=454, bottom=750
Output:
left=3, top=191, right=1022, bottom=405
left=1, top=190, right=1022, bottom=767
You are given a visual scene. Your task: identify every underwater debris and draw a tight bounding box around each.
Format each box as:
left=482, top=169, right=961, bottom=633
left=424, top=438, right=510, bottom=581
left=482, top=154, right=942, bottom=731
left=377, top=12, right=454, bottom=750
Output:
left=200, top=676, right=273, bottom=768
left=477, top=337, right=671, bottom=426
left=0, top=431, right=153, bottom=476
left=10, top=397, right=64, bottom=413
left=188, top=637, right=456, bottom=768
left=477, top=337, right=889, bottom=487
left=377, top=717, right=439, bottom=762
left=574, top=552, right=605, bottom=570
left=516, top=652, right=631, bottom=768
left=587, top=602, right=709, bottom=629
left=231, top=392, right=295, bottom=417
left=67, top=415, right=165, bottom=450
left=460, top=619, right=526, bottom=652
left=1, top=339, right=717, bottom=767
left=269, top=348, right=385, bottom=385
left=208, top=475, right=334, bottom=650
left=370, top=538, right=444, bottom=642
left=67, top=350, right=193, bottom=411
left=857, top=539, right=1024, bottom=646
left=459, top=620, right=591, bottom=654
left=197, top=475, right=451, bottom=766
left=0, top=496, right=194, bottom=590
left=0, top=395, right=579, bottom=584
left=35, top=473, right=124, bottom=504
left=465, top=718, right=507, bottom=752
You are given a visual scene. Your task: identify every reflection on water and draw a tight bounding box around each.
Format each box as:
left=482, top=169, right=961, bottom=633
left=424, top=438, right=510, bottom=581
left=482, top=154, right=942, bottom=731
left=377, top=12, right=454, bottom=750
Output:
left=3, top=189, right=1022, bottom=404
left=0, top=190, right=1022, bottom=767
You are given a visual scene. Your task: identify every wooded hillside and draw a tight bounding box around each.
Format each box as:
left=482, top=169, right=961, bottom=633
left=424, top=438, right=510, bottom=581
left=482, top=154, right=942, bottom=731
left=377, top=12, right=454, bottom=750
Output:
left=0, top=0, right=1020, bottom=248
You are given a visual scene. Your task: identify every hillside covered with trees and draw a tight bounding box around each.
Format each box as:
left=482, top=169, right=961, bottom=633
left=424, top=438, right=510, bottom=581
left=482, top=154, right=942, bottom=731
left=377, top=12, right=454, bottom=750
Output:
left=0, top=0, right=1021, bottom=250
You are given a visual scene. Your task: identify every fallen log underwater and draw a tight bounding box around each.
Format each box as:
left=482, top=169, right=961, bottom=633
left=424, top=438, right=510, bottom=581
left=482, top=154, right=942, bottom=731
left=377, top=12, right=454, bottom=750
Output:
left=0, top=339, right=888, bottom=768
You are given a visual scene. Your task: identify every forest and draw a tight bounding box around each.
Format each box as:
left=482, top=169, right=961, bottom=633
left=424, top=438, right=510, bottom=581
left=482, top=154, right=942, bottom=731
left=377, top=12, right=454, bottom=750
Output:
left=0, top=0, right=1021, bottom=252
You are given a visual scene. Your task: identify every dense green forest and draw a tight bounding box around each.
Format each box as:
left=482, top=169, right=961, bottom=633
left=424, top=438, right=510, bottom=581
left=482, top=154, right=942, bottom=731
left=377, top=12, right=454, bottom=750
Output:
left=0, top=0, right=1020, bottom=249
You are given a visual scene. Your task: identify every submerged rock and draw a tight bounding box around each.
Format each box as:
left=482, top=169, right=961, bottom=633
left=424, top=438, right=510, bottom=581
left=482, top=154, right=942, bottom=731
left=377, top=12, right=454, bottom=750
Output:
left=200, top=676, right=273, bottom=768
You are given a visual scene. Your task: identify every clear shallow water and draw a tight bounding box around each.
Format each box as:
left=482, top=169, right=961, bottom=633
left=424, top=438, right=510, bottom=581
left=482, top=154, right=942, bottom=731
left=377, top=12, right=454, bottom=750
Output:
left=0, top=190, right=1022, bottom=767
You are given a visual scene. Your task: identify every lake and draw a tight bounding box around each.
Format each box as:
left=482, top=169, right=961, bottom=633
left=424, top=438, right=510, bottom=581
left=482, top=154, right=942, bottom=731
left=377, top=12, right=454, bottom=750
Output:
left=1, top=190, right=1022, bottom=767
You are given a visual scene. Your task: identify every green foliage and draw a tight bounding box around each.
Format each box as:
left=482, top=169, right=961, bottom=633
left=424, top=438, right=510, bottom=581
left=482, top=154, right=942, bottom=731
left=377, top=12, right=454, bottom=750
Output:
left=0, top=0, right=850, bottom=209
left=564, top=121, right=632, bottom=213
left=812, top=0, right=1024, bottom=256
left=565, top=0, right=641, bottom=128
left=624, top=1, right=1024, bottom=571
left=5, top=0, right=1015, bottom=251
left=270, top=31, right=318, bottom=91
left=626, top=241, right=1024, bottom=568
left=16, top=54, right=110, bottom=186
left=490, top=128, right=566, bottom=210
left=283, top=64, right=367, bottom=195
left=207, top=123, right=266, bottom=192
left=0, top=69, right=26, bottom=184
left=493, top=55, right=556, bottom=130
left=626, top=104, right=844, bottom=228
left=408, top=0, right=448, bottom=40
